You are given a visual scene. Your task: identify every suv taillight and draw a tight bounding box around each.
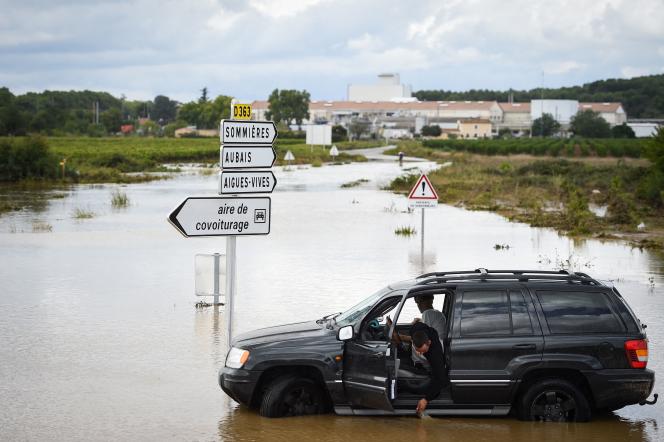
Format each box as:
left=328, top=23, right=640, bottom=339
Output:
left=625, top=339, right=648, bottom=369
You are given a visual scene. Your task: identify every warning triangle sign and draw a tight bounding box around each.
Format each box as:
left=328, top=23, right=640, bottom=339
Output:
left=408, top=174, right=438, bottom=200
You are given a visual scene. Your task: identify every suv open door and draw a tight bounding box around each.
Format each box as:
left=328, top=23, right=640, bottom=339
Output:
left=339, top=295, right=401, bottom=411
left=343, top=339, right=395, bottom=411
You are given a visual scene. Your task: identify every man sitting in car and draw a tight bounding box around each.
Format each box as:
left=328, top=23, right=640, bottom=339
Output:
left=404, top=322, right=448, bottom=415
left=389, top=294, right=446, bottom=370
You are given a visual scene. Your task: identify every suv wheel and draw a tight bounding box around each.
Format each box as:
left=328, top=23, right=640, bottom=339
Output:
left=518, top=379, right=591, bottom=422
left=259, top=375, right=328, bottom=418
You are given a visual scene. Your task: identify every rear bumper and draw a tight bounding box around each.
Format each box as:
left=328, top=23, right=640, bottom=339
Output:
left=219, top=367, right=261, bottom=407
left=585, top=369, right=655, bottom=409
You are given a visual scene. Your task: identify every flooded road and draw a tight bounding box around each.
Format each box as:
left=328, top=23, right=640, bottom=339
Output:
left=0, top=158, right=662, bottom=441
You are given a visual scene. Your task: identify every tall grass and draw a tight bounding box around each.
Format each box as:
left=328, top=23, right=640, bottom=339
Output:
left=72, top=208, right=95, bottom=219
left=111, top=189, right=129, bottom=208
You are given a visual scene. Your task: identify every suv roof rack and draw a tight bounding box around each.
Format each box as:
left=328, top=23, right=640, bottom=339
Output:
left=415, top=269, right=600, bottom=286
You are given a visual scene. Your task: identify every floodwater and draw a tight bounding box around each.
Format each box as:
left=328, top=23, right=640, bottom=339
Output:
left=0, top=157, right=662, bottom=441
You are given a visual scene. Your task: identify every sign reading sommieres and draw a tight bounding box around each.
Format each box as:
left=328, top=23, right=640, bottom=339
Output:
left=220, top=120, right=277, bottom=145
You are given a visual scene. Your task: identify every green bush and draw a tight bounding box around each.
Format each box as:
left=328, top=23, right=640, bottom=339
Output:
left=0, top=136, right=59, bottom=181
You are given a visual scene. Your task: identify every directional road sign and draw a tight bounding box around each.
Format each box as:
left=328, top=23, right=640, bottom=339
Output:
left=169, top=196, right=271, bottom=237
left=220, top=120, right=277, bottom=145
left=220, top=145, right=276, bottom=169
left=220, top=171, right=277, bottom=194
left=408, top=174, right=439, bottom=208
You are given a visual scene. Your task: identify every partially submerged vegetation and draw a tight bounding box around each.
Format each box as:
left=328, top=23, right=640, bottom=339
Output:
left=110, top=189, right=129, bottom=208
left=72, top=208, right=95, bottom=219
left=394, top=226, right=417, bottom=236
left=421, top=138, right=646, bottom=158
left=387, top=131, right=664, bottom=250
left=0, top=136, right=370, bottom=215
left=1, top=136, right=368, bottom=181
left=341, top=178, right=369, bottom=188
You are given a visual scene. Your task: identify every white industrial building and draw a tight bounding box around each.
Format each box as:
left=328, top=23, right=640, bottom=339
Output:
left=347, top=74, right=413, bottom=102
left=531, top=100, right=580, bottom=125
left=251, top=75, right=631, bottom=138
left=627, top=122, right=661, bottom=138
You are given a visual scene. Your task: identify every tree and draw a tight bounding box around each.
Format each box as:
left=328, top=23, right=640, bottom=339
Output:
left=176, top=94, right=231, bottom=129
left=265, top=89, right=310, bottom=127
left=177, top=102, right=200, bottom=127
left=152, top=95, right=178, bottom=124
left=348, top=119, right=370, bottom=140
left=421, top=125, right=442, bottom=137
left=638, top=127, right=664, bottom=206
left=332, top=124, right=347, bottom=142
left=531, top=113, right=560, bottom=137
left=163, top=120, right=188, bottom=137
left=611, top=123, right=636, bottom=139
left=101, top=108, right=123, bottom=133
left=199, top=87, right=208, bottom=103
left=570, top=109, right=611, bottom=138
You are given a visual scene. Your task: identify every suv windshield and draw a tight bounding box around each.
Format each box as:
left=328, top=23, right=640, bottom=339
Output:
left=335, top=287, right=393, bottom=327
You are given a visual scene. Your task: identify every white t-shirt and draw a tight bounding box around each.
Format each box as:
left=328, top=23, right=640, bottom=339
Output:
left=411, top=308, right=446, bottom=367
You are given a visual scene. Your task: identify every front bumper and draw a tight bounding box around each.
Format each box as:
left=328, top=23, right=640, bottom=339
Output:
left=585, top=369, right=655, bottom=409
left=218, top=366, right=261, bottom=407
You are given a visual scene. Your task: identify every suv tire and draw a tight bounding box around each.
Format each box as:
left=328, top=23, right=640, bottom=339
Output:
left=259, top=375, right=328, bottom=418
left=518, top=378, right=591, bottom=422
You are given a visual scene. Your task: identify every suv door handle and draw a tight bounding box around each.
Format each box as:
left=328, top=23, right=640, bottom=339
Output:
left=512, top=343, right=537, bottom=350
left=369, top=352, right=383, bottom=359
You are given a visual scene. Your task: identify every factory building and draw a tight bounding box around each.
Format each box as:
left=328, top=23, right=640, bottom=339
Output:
left=347, top=73, right=413, bottom=102
left=250, top=75, right=630, bottom=138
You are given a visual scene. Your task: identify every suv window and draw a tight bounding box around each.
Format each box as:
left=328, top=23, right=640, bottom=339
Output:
left=510, top=291, right=534, bottom=335
left=461, top=290, right=511, bottom=336
left=460, top=290, right=534, bottom=337
left=536, top=291, right=625, bottom=334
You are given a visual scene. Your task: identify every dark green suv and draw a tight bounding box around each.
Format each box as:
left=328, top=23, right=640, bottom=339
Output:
left=219, top=269, right=657, bottom=421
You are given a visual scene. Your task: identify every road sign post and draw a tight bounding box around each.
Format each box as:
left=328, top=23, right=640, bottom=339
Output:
left=169, top=99, right=277, bottom=349
left=408, top=174, right=439, bottom=272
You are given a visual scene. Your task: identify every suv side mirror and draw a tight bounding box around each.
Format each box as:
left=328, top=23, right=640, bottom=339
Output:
left=337, top=325, right=354, bottom=341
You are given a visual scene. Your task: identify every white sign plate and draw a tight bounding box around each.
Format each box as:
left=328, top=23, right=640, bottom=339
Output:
left=219, top=171, right=277, bottom=194
left=220, top=145, right=276, bottom=169
left=220, top=120, right=277, bottom=145
left=168, top=197, right=271, bottom=237
left=408, top=174, right=438, bottom=208
left=305, top=124, right=332, bottom=146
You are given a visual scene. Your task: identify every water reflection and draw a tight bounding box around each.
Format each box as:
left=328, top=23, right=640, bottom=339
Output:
left=217, top=406, right=658, bottom=442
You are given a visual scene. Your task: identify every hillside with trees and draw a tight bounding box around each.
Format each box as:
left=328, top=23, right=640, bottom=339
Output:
left=415, top=74, right=664, bottom=118
left=0, top=86, right=228, bottom=136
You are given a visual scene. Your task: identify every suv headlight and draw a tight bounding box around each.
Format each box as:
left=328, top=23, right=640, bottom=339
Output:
left=225, top=347, right=250, bottom=369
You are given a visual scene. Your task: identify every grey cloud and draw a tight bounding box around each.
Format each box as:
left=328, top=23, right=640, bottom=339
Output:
left=1, top=0, right=663, bottom=100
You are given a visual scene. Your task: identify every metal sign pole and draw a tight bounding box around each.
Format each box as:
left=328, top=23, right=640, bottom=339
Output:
left=213, top=252, right=221, bottom=305
left=420, top=207, right=425, bottom=273
left=225, top=98, right=238, bottom=349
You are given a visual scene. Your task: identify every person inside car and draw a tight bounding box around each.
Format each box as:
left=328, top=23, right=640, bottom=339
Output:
left=388, top=294, right=446, bottom=370
left=406, top=322, right=448, bottom=415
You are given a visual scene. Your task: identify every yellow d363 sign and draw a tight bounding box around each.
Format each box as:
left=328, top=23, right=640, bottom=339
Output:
left=232, top=104, right=252, bottom=120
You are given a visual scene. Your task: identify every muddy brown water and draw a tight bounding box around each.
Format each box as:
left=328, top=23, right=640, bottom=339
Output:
left=0, top=160, right=662, bottom=441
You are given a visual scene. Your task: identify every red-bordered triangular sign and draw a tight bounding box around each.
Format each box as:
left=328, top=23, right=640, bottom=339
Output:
left=408, top=174, right=438, bottom=200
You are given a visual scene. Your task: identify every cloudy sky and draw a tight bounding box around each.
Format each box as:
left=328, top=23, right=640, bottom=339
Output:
left=1, top=0, right=663, bottom=102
